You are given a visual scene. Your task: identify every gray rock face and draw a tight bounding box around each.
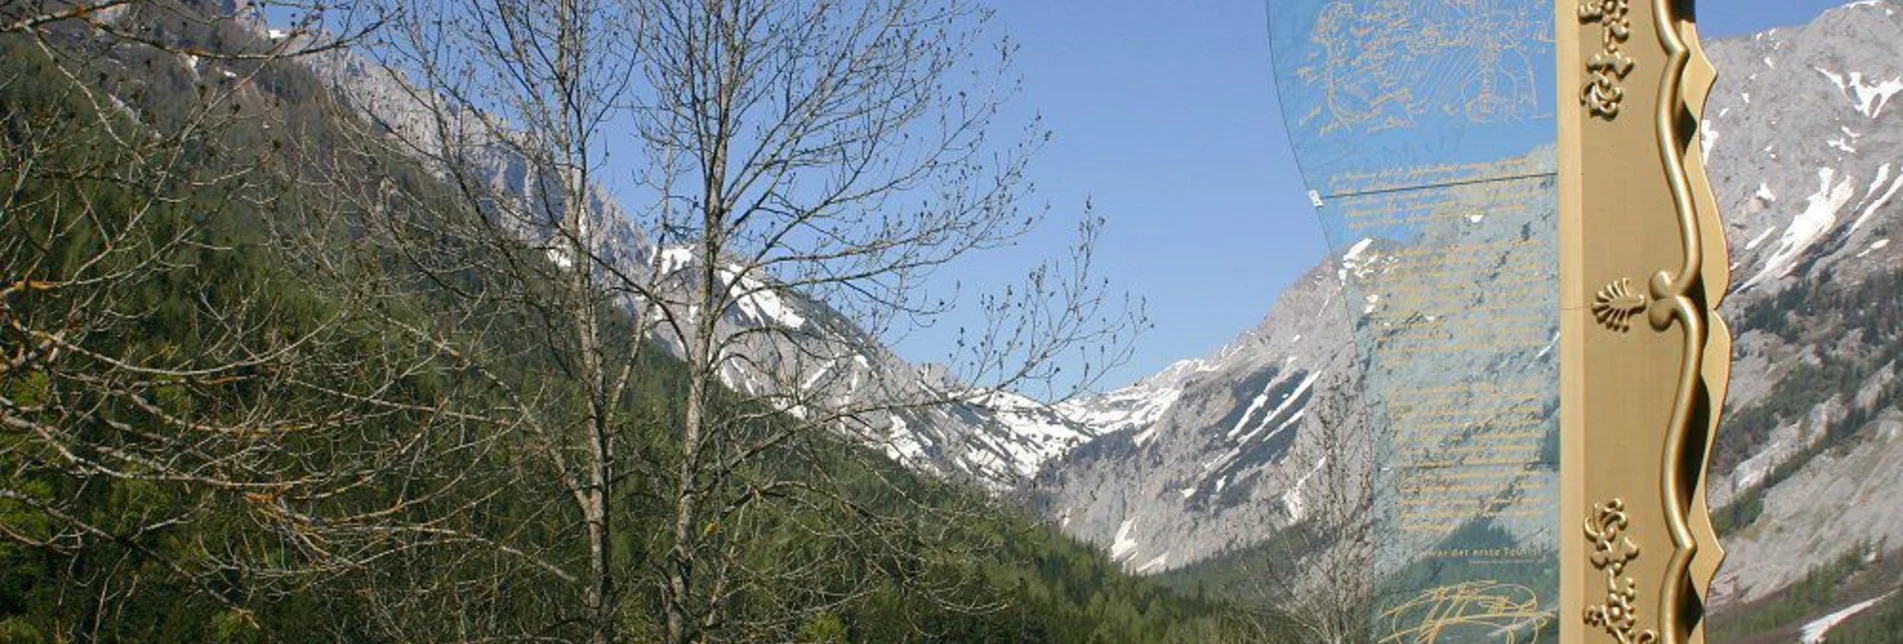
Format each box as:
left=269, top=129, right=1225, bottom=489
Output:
left=1716, top=410, right=1903, bottom=605
left=1702, top=0, right=1903, bottom=307
left=1697, top=0, right=1903, bottom=606
left=1029, top=263, right=1361, bottom=573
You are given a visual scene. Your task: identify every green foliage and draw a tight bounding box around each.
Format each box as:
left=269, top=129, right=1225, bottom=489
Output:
left=1829, top=591, right=1903, bottom=644
left=0, top=618, right=41, bottom=644
left=1708, top=543, right=1879, bottom=642
left=1710, top=486, right=1762, bottom=536
left=209, top=611, right=264, bottom=644
left=1154, top=523, right=1350, bottom=642
left=1711, top=265, right=1903, bottom=536
left=0, top=12, right=1263, bottom=644
left=797, top=613, right=849, bottom=644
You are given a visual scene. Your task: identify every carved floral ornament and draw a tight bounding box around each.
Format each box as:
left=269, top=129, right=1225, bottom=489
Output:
left=1584, top=499, right=1659, bottom=644
left=1579, top=0, right=1635, bottom=119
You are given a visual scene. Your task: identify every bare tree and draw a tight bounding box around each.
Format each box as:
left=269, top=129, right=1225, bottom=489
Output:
left=303, top=0, right=660, bottom=640
left=308, top=0, right=1142, bottom=641
left=1230, top=374, right=1376, bottom=644
left=622, top=2, right=1142, bottom=640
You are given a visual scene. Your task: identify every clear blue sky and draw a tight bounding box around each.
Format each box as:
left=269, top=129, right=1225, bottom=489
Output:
left=894, top=0, right=1851, bottom=392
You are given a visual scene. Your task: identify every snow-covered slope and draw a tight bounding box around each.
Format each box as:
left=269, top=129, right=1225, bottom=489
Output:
left=1707, top=1, right=1903, bottom=299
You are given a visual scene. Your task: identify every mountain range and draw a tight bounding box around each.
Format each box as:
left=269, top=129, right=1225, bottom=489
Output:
left=289, top=0, right=1903, bottom=638
left=1021, top=3, right=1903, bottom=640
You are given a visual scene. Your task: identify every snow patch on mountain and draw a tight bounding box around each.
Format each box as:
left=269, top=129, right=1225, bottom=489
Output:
left=1742, top=167, right=1857, bottom=290
left=1280, top=457, right=1328, bottom=523
left=885, top=414, right=926, bottom=463
left=1109, top=517, right=1141, bottom=562
left=651, top=246, right=809, bottom=329
left=963, top=390, right=1098, bottom=481
left=1338, top=237, right=1387, bottom=282
left=1801, top=592, right=1895, bottom=643
left=1815, top=65, right=1903, bottom=118
left=719, top=266, right=807, bottom=329
left=1134, top=552, right=1171, bottom=574
left=1850, top=73, right=1903, bottom=118
left=1057, top=381, right=1181, bottom=441
left=1851, top=163, right=1903, bottom=233
left=1228, top=370, right=1319, bottom=443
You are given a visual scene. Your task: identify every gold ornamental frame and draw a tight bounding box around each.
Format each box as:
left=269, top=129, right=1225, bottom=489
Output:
left=1559, top=1, right=1730, bottom=643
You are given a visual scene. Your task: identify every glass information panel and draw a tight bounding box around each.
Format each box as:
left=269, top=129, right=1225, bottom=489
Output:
left=1264, top=1, right=1560, bottom=640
